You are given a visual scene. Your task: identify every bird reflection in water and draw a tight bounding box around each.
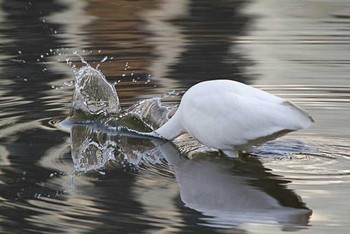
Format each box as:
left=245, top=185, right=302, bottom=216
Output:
left=68, top=122, right=311, bottom=230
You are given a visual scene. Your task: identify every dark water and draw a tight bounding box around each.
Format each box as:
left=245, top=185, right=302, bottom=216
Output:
left=1, top=0, right=350, bottom=233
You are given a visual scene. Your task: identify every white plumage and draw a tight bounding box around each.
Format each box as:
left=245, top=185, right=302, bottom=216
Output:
left=154, top=80, right=314, bottom=157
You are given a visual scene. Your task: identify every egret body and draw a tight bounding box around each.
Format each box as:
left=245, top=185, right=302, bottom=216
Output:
left=154, top=80, right=314, bottom=157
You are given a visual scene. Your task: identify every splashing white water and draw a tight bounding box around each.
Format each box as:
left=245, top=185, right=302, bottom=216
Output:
left=71, top=65, right=120, bottom=117
left=64, top=58, right=180, bottom=172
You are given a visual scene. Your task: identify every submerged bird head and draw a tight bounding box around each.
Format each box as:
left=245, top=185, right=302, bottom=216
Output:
left=153, top=80, right=314, bottom=156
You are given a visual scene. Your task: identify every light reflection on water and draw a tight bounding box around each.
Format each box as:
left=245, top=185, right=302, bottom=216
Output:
left=0, top=0, right=350, bottom=233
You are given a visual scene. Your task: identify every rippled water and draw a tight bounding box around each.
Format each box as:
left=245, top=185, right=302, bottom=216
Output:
left=1, top=0, right=350, bottom=233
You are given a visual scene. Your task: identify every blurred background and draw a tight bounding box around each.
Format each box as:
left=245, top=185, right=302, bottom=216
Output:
left=1, top=0, right=350, bottom=233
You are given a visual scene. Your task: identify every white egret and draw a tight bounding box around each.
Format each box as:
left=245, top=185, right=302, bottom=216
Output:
left=154, top=80, right=314, bottom=157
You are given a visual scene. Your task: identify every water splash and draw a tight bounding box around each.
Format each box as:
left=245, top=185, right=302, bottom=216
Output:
left=63, top=56, right=175, bottom=172
left=96, top=56, right=108, bottom=69
left=62, top=56, right=319, bottom=175
left=70, top=124, right=119, bottom=172
left=126, top=97, right=176, bottom=130
left=70, top=65, right=120, bottom=118
left=69, top=122, right=166, bottom=173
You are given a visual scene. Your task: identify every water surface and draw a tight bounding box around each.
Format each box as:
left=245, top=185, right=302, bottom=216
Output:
left=1, top=0, right=350, bottom=233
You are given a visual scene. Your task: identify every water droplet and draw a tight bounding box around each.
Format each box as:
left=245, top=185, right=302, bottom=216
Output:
left=40, top=54, right=44, bottom=58
left=98, top=50, right=101, bottom=53
left=122, top=74, right=126, bottom=77
left=100, top=56, right=108, bottom=63
left=73, top=51, right=89, bottom=67
left=51, top=85, right=56, bottom=89
left=98, top=171, right=106, bottom=175
left=23, top=78, right=27, bottom=82
left=64, top=80, right=74, bottom=86
left=18, top=50, right=22, bottom=54
left=50, top=173, right=55, bottom=178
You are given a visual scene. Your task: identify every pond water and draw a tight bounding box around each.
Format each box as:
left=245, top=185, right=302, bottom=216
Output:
left=1, top=0, right=350, bottom=233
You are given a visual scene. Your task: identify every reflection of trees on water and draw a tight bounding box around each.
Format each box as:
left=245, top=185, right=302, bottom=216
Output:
left=148, top=0, right=253, bottom=88
left=82, top=0, right=161, bottom=99
left=0, top=0, right=307, bottom=233
left=0, top=0, right=76, bottom=232
left=83, top=0, right=253, bottom=94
